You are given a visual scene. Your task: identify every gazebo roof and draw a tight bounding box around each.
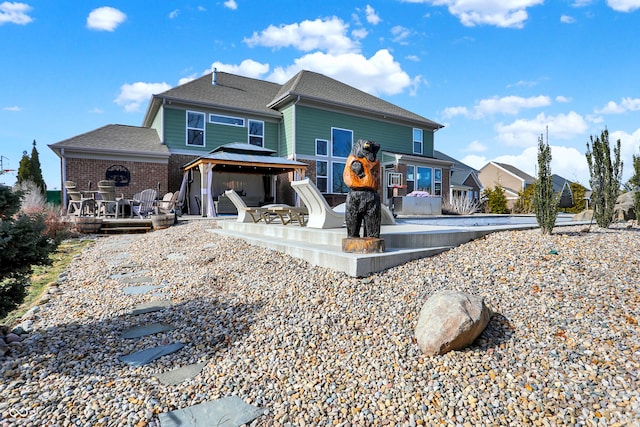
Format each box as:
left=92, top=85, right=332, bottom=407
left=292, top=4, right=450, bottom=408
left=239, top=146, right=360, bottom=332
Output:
left=183, top=142, right=307, bottom=175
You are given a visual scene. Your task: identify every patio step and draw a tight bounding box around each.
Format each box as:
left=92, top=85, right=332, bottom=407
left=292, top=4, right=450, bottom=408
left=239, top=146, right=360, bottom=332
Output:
left=99, top=218, right=152, bottom=235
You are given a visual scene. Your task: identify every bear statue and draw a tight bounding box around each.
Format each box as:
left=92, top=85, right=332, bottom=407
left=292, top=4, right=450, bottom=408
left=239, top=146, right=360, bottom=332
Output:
left=343, top=139, right=382, bottom=239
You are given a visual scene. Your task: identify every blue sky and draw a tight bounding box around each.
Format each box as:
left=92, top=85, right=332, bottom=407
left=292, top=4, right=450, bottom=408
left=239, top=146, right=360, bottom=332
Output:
left=1, top=0, right=640, bottom=190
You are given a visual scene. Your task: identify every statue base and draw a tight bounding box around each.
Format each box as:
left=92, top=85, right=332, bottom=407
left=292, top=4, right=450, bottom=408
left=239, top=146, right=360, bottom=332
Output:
left=342, top=237, right=385, bottom=254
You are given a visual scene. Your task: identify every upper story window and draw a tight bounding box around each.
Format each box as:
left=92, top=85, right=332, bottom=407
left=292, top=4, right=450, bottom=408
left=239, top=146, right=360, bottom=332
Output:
left=331, top=128, right=353, bottom=158
left=209, top=114, right=244, bottom=127
left=248, top=120, right=264, bottom=147
left=413, top=128, right=423, bottom=154
left=187, top=111, right=205, bottom=146
left=316, top=139, right=328, bottom=156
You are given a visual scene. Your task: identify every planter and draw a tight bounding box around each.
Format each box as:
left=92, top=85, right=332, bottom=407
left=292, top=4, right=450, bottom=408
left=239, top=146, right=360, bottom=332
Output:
left=151, top=213, right=175, bottom=230
left=75, top=216, right=103, bottom=234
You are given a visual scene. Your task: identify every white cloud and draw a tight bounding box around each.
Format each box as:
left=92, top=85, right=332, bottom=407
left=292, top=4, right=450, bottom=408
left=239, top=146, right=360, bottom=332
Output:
left=443, top=95, right=551, bottom=119
left=596, top=97, right=640, bottom=114
left=0, top=1, right=33, bottom=25
left=89, top=107, right=103, bottom=114
left=496, top=111, right=589, bottom=147
left=243, top=17, right=359, bottom=55
left=465, top=140, right=487, bottom=152
left=351, top=27, right=368, bottom=40
left=560, top=15, right=576, bottom=23
left=3, top=105, right=21, bottom=111
left=365, top=5, right=381, bottom=25
left=609, top=128, right=640, bottom=183
left=114, top=82, right=171, bottom=112
left=572, top=0, right=593, bottom=6
left=224, top=0, right=238, bottom=11
left=209, top=59, right=270, bottom=79
left=556, top=95, right=571, bottom=103
left=404, top=0, right=544, bottom=28
left=405, top=54, right=420, bottom=62
left=169, top=9, right=179, bottom=19
left=263, top=49, right=415, bottom=96
left=391, top=25, right=411, bottom=44
left=460, top=154, right=488, bottom=170
left=606, top=0, right=640, bottom=12
left=87, top=7, right=126, bottom=32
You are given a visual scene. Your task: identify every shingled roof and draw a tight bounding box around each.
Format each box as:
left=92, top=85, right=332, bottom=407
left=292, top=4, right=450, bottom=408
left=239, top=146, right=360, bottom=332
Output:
left=143, top=70, right=443, bottom=130
left=49, top=124, right=169, bottom=157
left=268, top=70, right=443, bottom=129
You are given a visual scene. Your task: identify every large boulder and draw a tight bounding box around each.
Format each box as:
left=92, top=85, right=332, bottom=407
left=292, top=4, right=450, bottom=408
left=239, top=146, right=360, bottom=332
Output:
left=415, top=290, right=491, bottom=356
left=614, top=192, right=636, bottom=221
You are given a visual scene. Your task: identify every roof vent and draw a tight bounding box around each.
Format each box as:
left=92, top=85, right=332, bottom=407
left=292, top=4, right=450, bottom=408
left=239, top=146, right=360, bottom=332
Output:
left=212, top=68, right=217, bottom=86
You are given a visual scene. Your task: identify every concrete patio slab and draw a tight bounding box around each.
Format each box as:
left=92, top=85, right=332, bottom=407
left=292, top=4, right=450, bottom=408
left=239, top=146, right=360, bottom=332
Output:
left=158, top=396, right=265, bottom=427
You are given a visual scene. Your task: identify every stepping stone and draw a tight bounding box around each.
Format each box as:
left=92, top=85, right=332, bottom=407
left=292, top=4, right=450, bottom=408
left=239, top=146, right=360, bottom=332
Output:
left=120, top=343, right=184, bottom=367
left=131, top=300, right=172, bottom=315
left=120, top=276, right=154, bottom=284
left=158, top=396, right=266, bottom=427
left=155, top=362, right=206, bottom=385
left=121, top=322, right=175, bottom=339
left=123, top=285, right=163, bottom=295
left=167, top=253, right=187, bottom=261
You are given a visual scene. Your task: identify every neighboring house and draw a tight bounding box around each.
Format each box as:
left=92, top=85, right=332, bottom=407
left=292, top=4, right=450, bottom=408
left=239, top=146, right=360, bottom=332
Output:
left=50, top=70, right=447, bottom=215
left=478, top=161, right=536, bottom=209
left=433, top=150, right=482, bottom=202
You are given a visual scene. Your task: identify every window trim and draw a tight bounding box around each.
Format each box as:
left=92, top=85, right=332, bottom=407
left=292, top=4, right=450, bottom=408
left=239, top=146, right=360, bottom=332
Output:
left=315, top=138, right=329, bottom=157
left=316, top=160, right=328, bottom=192
left=248, top=119, right=264, bottom=147
left=331, top=127, right=353, bottom=158
left=209, top=114, right=245, bottom=127
left=413, top=128, right=423, bottom=155
left=186, top=110, right=205, bottom=147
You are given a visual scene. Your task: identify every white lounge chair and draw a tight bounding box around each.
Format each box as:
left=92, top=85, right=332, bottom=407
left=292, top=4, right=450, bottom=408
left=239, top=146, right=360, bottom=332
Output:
left=224, top=190, right=270, bottom=223
left=290, top=178, right=345, bottom=229
left=333, top=202, right=396, bottom=225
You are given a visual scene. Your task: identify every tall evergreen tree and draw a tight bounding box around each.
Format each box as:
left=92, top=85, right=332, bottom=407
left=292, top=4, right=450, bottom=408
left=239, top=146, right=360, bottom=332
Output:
left=534, top=133, right=557, bottom=234
left=29, top=140, right=46, bottom=193
left=16, top=150, right=32, bottom=185
left=585, top=128, right=623, bottom=228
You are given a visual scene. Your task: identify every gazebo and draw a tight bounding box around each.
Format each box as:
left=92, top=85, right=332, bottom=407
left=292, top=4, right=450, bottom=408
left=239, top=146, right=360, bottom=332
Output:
left=180, top=143, right=307, bottom=216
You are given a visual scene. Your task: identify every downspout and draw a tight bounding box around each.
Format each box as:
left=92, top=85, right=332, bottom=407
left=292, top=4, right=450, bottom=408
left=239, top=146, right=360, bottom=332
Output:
left=61, top=148, right=67, bottom=208
left=161, top=97, right=166, bottom=144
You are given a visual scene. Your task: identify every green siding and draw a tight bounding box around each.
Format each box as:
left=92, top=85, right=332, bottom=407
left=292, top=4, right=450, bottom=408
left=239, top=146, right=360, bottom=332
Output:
left=164, top=107, right=279, bottom=153
left=295, top=105, right=434, bottom=157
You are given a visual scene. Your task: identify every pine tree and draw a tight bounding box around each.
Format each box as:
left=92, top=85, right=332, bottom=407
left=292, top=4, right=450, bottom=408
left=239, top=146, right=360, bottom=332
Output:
left=585, top=128, right=623, bottom=228
left=29, top=140, right=46, bottom=193
left=484, top=184, right=509, bottom=214
left=533, top=133, right=557, bottom=234
left=16, top=150, right=32, bottom=184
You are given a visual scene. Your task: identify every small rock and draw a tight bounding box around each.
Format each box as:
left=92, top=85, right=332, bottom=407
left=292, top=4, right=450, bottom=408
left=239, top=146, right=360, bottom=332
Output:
left=5, top=333, right=23, bottom=344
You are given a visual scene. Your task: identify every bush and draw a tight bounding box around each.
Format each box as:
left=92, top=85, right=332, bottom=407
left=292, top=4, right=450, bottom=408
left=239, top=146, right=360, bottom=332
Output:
left=483, top=185, right=509, bottom=214
left=586, top=128, right=623, bottom=228
left=0, top=185, right=62, bottom=319
left=443, top=194, right=480, bottom=215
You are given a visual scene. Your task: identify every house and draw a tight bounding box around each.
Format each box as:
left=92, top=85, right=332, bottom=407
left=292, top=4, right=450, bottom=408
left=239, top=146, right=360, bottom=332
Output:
left=433, top=150, right=482, bottom=202
left=478, top=161, right=536, bottom=209
left=50, top=69, right=447, bottom=215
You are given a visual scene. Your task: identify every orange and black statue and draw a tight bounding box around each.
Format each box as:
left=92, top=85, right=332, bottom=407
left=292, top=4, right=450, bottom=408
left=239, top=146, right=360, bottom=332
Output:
left=343, top=139, right=382, bottom=239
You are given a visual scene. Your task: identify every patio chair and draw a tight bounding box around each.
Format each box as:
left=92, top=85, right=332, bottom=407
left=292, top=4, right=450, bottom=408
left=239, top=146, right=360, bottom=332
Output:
left=334, top=202, right=397, bottom=225
left=224, top=189, right=273, bottom=223
left=290, top=178, right=344, bottom=229
left=96, top=180, right=124, bottom=218
left=131, top=189, right=157, bottom=219
left=64, top=180, right=95, bottom=216
left=157, top=191, right=179, bottom=214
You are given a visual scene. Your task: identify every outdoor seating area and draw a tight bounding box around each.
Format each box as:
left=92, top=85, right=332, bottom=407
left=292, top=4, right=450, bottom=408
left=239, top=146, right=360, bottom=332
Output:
left=223, top=189, right=308, bottom=226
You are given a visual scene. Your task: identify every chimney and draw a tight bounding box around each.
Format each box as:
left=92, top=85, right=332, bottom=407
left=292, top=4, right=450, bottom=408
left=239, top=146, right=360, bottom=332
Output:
left=212, top=68, right=217, bottom=85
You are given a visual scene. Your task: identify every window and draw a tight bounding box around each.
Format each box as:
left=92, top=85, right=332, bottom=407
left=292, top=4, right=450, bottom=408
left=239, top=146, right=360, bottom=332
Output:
left=406, top=165, right=415, bottom=193
left=434, top=168, right=442, bottom=196
left=413, top=128, right=423, bottom=154
left=248, top=120, right=264, bottom=147
left=332, top=162, right=349, bottom=193
left=416, top=166, right=432, bottom=193
left=187, top=111, right=205, bottom=146
left=316, top=161, right=328, bottom=192
left=331, top=128, right=353, bottom=158
left=209, top=114, right=244, bottom=127
left=316, top=139, right=328, bottom=156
